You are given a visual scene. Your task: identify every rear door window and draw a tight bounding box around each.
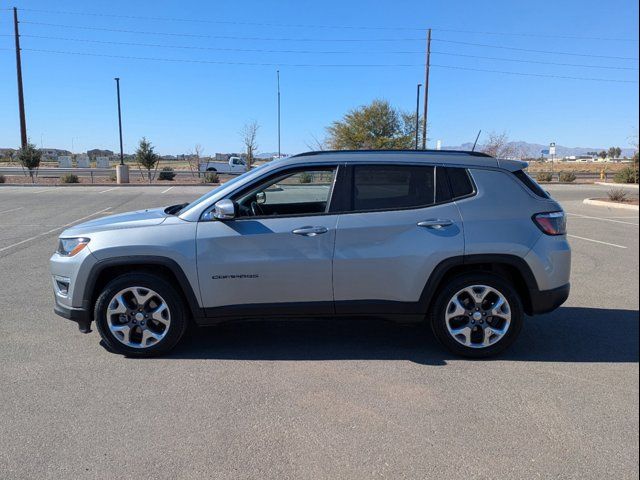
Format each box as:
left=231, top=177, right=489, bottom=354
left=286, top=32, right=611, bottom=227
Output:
left=351, top=165, right=438, bottom=212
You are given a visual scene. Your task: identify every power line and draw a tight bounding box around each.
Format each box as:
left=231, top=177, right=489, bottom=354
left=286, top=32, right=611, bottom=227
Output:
left=431, top=63, right=638, bottom=83
left=433, top=38, right=639, bottom=61
left=18, top=47, right=639, bottom=83
left=19, top=21, right=425, bottom=42
left=16, top=7, right=639, bottom=42
left=17, top=21, right=639, bottom=61
left=19, top=48, right=421, bottom=67
left=11, top=33, right=638, bottom=70
left=431, top=50, right=638, bottom=70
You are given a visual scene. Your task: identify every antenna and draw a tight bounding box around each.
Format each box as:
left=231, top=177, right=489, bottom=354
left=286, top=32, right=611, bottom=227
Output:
left=471, top=130, right=482, bottom=152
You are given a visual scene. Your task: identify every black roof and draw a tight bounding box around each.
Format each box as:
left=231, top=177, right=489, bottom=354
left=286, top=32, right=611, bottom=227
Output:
left=291, top=149, right=493, bottom=158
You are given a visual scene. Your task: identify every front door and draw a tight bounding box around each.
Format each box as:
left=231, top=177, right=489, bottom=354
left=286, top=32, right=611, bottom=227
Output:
left=196, top=166, right=339, bottom=316
left=332, top=163, right=465, bottom=314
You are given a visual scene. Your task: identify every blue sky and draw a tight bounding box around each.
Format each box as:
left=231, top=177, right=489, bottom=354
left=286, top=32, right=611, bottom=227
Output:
left=0, top=0, right=638, bottom=155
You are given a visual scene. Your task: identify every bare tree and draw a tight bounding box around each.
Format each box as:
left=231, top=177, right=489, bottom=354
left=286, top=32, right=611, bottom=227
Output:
left=480, top=132, right=522, bottom=159
left=240, top=121, right=259, bottom=169
left=305, top=133, right=328, bottom=151
left=186, top=144, right=203, bottom=177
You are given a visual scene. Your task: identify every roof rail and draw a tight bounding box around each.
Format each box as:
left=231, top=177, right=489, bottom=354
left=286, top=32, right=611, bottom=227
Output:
left=290, top=149, right=494, bottom=158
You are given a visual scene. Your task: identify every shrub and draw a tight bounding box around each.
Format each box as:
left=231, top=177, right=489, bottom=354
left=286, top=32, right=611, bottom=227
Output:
left=158, top=167, right=176, bottom=181
left=558, top=171, right=576, bottom=183
left=0, top=174, right=5, bottom=184
left=109, top=172, right=117, bottom=182
left=202, top=172, right=219, bottom=183
left=536, top=172, right=553, bottom=182
left=17, top=142, right=42, bottom=183
left=60, top=173, right=80, bottom=184
left=614, top=167, right=639, bottom=184
left=607, top=189, right=628, bottom=202
left=299, top=172, right=313, bottom=183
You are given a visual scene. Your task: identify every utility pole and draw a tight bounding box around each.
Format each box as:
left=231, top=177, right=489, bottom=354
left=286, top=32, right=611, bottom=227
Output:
left=415, top=83, right=421, bottom=150
left=114, top=77, right=129, bottom=183
left=277, top=70, right=281, bottom=158
left=13, top=7, right=27, bottom=149
left=421, top=28, right=431, bottom=150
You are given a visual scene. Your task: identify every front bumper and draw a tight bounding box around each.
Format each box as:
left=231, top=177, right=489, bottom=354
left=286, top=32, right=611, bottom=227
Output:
left=53, top=301, right=92, bottom=332
left=528, top=283, right=570, bottom=315
left=50, top=247, right=97, bottom=333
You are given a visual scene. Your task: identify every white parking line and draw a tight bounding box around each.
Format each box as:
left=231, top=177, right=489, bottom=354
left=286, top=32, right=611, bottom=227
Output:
left=568, top=234, right=627, bottom=249
left=99, top=187, right=119, bottom=193
left=566, top=212, right=638, bottom=226
left=162, top=186, right=175, bottom=194
left=0, top=207, right=23, bottom=215
left=0, top=207, right=112, bottom=253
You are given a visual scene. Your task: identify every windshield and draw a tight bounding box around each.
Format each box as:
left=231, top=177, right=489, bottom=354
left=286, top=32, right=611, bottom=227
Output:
left=177, top=163, right=270, bottom=215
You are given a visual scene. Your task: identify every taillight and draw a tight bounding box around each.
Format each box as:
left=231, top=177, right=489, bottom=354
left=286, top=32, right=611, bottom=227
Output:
left=533, top=211, right=566, bottom=235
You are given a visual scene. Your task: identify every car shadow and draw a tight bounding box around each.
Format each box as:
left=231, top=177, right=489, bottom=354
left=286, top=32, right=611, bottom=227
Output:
left=153, top=307, right=638, bottom=365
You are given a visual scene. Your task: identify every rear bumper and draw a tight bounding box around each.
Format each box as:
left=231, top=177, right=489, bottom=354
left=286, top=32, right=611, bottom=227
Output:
left=528, top=283, right=570, bottom=315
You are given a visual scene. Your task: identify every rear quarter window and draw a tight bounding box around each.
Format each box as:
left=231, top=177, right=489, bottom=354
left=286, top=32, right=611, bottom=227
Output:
left=513, top=170, right=550, bottom=198
left=445, top=167, right=475, bottom=199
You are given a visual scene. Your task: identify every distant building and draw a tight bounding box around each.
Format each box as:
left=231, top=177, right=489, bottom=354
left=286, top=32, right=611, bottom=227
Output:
left=40, top=148, right=72, bottom=160
left=87, top=149, right=115, bottom=159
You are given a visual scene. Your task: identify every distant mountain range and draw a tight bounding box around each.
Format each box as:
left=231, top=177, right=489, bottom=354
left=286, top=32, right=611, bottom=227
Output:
left=445, top=141, right=636, bottom=159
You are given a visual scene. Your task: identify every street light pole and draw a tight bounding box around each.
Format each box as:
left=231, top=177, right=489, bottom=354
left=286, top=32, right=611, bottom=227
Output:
left=421, top=28, right=431, bottom=150
left=115, top=78, right=124, bottom=165
left=114, top=77, right=129, bottom=183
left=415, top=83, right=421, bottom=150
left=277, top=70, right=281, bottom=158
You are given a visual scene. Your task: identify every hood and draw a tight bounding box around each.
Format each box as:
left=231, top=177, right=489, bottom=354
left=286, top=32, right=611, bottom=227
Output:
left=61, top=207, right=169, bottom=237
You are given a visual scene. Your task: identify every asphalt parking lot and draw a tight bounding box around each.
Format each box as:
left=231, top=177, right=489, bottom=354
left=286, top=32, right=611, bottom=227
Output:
left=0, top=183, right=638, bottom=479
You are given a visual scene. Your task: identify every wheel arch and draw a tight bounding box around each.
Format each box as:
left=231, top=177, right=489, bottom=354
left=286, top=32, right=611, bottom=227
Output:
left=85, top=256, right=204, bottom=321
left=420, top=254, right=539, bottom=316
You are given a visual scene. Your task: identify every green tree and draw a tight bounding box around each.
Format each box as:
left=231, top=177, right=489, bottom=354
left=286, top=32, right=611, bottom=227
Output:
left=17, top=142, right=42, bottom=183
left=135, top=137, right=159, bottom=183
left=614, top=146, right=622, bottom=158
left=326, top=99, right=418, bottom=150
left=598, top=150, right=607, bottom=159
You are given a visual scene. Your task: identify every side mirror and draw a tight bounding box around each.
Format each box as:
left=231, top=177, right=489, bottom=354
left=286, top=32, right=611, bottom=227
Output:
left=210, top=199, right=236, bottom=220
left=256, top=191, right=266, bottom=205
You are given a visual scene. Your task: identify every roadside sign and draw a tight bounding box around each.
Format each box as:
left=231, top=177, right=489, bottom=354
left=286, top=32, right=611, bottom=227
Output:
left=549, top=143, right=556, bottom=156
left=96, top=156, right=110, bottom=168
left=57, top=156, right=71, bottom=168
left=541, top=149, right=550, bottom=155
left=76, top=155, right=90, bottom=168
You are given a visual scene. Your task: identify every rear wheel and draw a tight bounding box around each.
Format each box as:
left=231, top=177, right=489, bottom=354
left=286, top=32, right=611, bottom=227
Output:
left=430, top=273, right=523, bottom=358
left=94, top=273, right=188, bottom=357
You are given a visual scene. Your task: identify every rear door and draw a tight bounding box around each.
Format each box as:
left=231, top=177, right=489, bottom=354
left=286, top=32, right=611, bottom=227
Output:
left=332, top=163, right=465, bottom=314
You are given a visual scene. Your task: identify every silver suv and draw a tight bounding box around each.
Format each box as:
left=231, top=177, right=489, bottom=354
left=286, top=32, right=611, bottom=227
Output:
left=50, top=150, right=571, bottom=358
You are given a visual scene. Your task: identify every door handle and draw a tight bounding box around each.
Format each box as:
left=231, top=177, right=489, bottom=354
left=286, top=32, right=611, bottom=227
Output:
left=417, top=219, right=454, bottom=229
left=292, top=226, right=329, bottom=236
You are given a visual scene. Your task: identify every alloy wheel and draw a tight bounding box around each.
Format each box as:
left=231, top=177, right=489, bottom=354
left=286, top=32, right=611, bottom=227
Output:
left=444, top=284, right=511, bottom=349
left=105, top=286, right=171, bottom=349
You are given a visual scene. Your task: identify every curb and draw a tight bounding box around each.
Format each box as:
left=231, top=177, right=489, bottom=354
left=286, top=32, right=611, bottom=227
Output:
left=583, top=198, right=639, bottom=211
left=595, top=182, right=639, bottom=189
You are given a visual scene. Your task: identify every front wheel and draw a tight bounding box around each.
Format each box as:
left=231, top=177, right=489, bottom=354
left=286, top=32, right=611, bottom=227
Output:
left=94, top=273, right=188, bottom=357
left=430, top=273, right=524, bottom=358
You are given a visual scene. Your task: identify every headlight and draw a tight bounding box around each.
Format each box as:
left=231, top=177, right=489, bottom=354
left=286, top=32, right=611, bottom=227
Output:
left=57, top=237, right=90, bottom=257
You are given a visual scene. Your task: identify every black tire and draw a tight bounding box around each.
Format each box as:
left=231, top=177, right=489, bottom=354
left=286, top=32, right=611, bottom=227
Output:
left=94, top=273, right=188, bottom=357
left=429, top=273, right=523, bottom=358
